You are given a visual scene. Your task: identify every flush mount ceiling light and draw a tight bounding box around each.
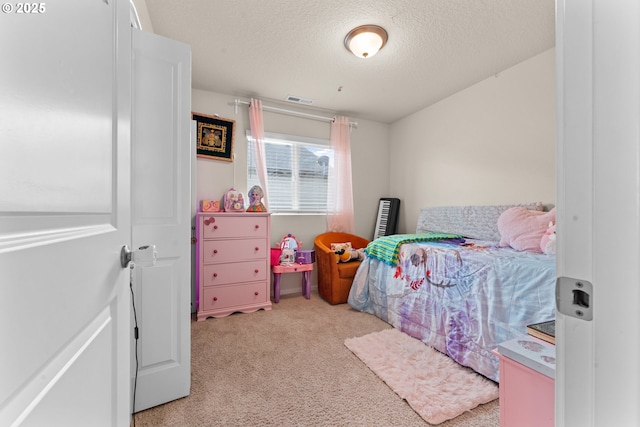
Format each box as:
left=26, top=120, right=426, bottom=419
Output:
left=344, top=25, right=388, bottom=59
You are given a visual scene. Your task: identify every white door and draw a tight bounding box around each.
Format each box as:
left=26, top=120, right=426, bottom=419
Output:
left=0, top=1, right=132, bottom=426
left=556, top=1, right=640, bottom=426
left=131, top=29, right=192, bottom=412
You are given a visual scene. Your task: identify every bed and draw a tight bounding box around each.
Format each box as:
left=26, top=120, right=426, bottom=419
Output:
left=348, top=203, right=556, bottom=382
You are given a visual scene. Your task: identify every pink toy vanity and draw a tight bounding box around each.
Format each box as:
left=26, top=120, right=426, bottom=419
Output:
left=271, top=234, right=315, bottom=303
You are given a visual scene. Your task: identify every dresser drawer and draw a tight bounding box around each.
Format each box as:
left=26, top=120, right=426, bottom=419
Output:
left=202, top=238, right=267, bottom=263
left=201, top=215, right=268, bottom=239
left=201, top=282, right=268, bottom=311
left=202, top=260, right=268, bottom=286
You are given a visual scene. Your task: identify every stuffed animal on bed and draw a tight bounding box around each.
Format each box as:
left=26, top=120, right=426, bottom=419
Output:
left=540, top=221, right=556, bottom=255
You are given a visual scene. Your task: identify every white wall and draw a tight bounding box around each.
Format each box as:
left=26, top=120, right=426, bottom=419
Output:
left=389, top=48, right=557, bottom=233
left=192, top=90, right=390, bottom=296
left=131, top=0, right=154, bottom=32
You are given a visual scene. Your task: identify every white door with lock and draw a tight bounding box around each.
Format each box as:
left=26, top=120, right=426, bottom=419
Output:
left=130, top=28, right=192, bottom=412
left=556, top=1, right=640, bottom=425
left=0, top=1, right=132, bottom=425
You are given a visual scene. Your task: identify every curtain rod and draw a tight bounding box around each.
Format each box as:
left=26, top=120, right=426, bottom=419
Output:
left=234, top=99, right=358, bottom=128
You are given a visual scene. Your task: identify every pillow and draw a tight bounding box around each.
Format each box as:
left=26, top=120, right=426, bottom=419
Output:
left=416, top=202, right=544, bottom=241
left=498, top=207, right=556, bottom=253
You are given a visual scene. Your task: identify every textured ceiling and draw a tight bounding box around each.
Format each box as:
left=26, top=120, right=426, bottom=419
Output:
left=144, top=0, right=555, bottom=123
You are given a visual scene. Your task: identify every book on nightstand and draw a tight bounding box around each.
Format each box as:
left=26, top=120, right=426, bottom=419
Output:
left=526, top=320, right=555, bottom=345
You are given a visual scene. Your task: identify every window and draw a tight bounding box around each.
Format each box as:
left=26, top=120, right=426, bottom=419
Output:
left=247, top=131, right=333, bottom=214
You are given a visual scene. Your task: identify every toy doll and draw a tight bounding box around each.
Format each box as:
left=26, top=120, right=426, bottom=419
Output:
left=246, top=185, right=267, bottom=212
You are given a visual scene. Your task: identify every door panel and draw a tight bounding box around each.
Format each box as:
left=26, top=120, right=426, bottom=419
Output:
left=20, top=308, right=114, bottom=427
left=131, top=29, right=192, bottom=412
left=0, top=0, right=131, bottom=425
left=556, top=1, right=640, bottom=425
left=0, top=4, right=113, bottom=215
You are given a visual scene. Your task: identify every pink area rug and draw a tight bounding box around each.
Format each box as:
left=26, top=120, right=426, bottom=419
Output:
left=344, top=328, right=498, bottom=425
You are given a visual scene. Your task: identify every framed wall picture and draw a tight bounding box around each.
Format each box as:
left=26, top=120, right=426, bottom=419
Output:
left=193, top=112, right=235, bottom=161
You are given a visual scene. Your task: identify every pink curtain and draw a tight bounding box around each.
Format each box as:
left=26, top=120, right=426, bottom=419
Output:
left=327, top=116, right=355, bottom=233
left=249, top=98, right=269, bottom=209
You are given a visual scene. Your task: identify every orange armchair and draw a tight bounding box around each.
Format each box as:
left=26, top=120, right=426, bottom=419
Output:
left=313, top=232, right=371, bottom=305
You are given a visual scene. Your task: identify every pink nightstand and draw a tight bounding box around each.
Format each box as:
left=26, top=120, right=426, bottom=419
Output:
left=495, top=336, right=555, bottom=427
left=272, top=263, right=314, bottom=303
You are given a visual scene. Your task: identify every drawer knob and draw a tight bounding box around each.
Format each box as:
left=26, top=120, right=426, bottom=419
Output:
left=213, top=297, right=218, bottom=301
left=255, top=224, right=259, bottom=229
left=254, top=269, right=259, bottom=273
left=254, top=291, right=259, bottom=296
left=213, top=249, right=218, bottom=254
left=255, top=247, right=259, bottom=251
left=213, top=225, right=218, bottom=230
left=213, top=273, right=218, bottom=278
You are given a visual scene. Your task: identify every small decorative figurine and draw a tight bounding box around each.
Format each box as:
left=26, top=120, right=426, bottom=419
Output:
left=246, top=185, right=267, bottom=212
left=201, top=199, right=220, bottom=212
left=222, top=188, right=245, bottom=212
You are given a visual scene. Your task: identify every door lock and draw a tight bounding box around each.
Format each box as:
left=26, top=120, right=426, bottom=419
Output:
left=556, top=276, right=593, bottom=321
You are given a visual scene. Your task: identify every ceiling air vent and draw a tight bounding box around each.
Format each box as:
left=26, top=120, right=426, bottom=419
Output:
left=285, top=95, right=314, bottom=105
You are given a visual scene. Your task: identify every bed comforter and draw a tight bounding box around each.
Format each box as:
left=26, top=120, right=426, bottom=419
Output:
left=348, top=237, right=556, bottom=382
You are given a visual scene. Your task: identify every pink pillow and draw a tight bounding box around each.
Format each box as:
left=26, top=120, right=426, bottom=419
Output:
left=498, top=207, right=556, bottom=253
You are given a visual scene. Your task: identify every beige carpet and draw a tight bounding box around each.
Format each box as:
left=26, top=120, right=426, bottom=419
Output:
left=345, top=329, right=499, bottom=425
left=133, top=291, right=499, bottom=426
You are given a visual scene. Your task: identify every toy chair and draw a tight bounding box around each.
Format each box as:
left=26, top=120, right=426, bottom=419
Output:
left=313, top=232, right=370, bottom=305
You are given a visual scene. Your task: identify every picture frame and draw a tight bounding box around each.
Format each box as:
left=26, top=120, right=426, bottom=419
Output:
left=193, top=112, right=235, bottom=161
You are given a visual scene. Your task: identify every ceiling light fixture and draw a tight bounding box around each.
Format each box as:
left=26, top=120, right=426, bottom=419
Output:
left=344, top=25, right=388, bottom=59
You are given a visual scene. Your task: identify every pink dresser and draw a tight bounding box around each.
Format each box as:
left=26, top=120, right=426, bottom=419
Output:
left=196, top=212, right=272, bottom=321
